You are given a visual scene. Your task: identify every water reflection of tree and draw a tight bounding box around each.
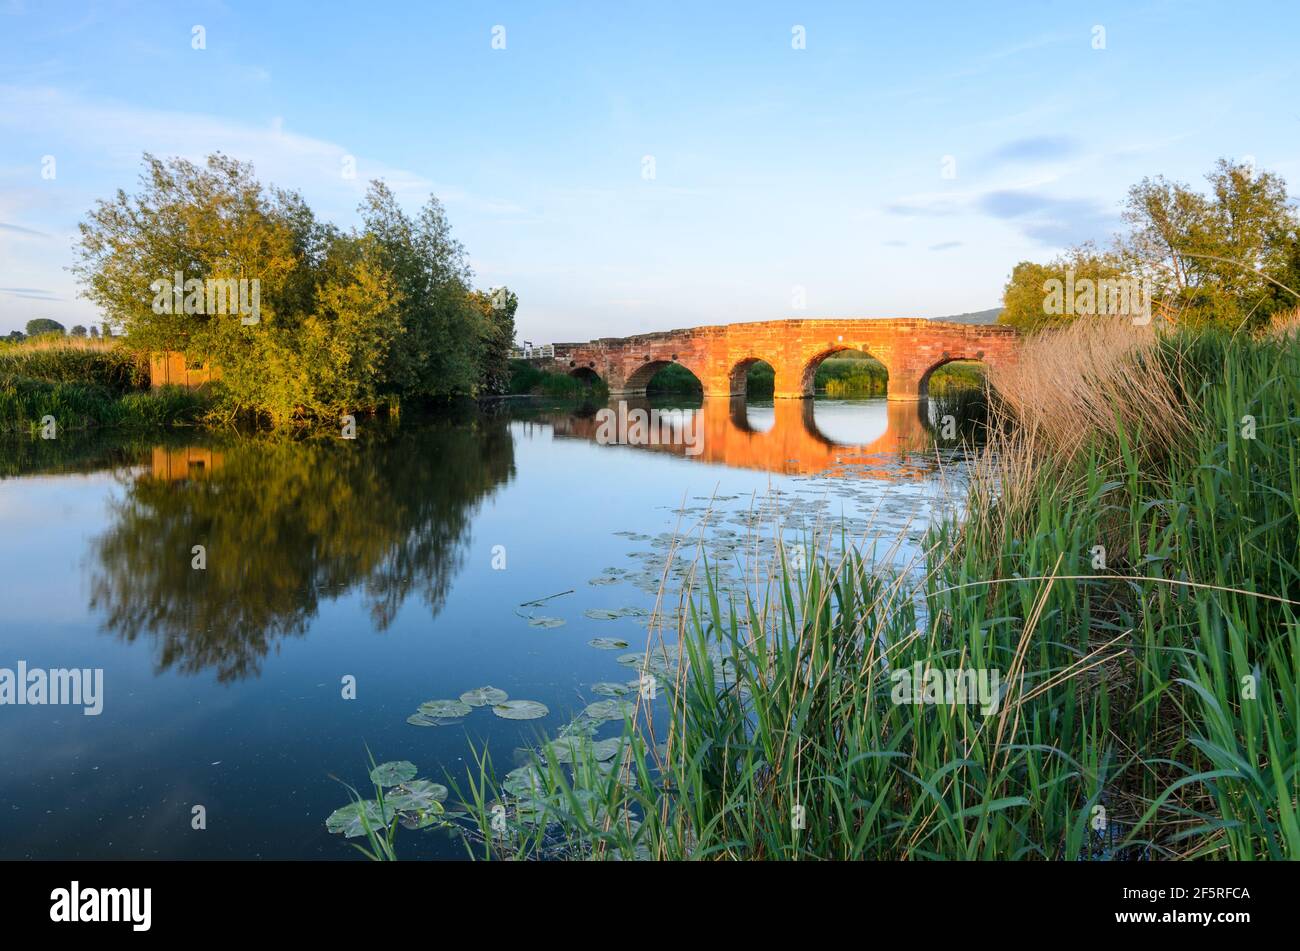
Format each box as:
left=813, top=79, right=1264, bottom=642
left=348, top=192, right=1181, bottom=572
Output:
left=89, top=419, right=514, bottom=682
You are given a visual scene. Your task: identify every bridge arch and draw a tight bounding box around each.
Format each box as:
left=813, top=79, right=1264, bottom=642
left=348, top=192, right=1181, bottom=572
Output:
left=569, top=365, right=603, bottom=386
left=799, top=346, right=889, bottom=398
left=728, top=356, right=777, bottom=401
left=623, top=357, right=704, bottom=396
left=917, top=355, right=988, bottom=399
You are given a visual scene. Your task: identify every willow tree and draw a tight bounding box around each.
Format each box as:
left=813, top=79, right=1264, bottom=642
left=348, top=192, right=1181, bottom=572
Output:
left=359, top=181, right=486, bottom=399
left=73, top=153, right=506, bottom=423
left=1118, top=160, right=1297, bottom=327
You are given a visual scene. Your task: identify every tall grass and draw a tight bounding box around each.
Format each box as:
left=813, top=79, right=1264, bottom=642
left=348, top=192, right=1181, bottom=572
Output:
left=458, top=321, right=1298, bottom=861
left=0, top=338, right=147, bottom=392
left=0, top=337, right=205, bottom=433
left=0, top=376, right=205, bottom=434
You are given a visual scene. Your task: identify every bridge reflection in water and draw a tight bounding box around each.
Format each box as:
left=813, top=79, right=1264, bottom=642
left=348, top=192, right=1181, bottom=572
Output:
left=548, top=397, right=946, bottom=480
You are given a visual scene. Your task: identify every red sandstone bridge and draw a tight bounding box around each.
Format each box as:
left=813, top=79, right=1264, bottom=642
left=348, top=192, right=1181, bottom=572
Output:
left=521, top=318, right=1019, bottom=400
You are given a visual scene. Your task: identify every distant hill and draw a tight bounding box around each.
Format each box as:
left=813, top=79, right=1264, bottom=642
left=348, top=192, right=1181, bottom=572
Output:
left=931, top=307, right=1002, bottom=325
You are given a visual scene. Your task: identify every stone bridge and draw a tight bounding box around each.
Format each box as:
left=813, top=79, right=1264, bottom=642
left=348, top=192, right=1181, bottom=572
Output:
left=533, top=318, right=1019, bottom=400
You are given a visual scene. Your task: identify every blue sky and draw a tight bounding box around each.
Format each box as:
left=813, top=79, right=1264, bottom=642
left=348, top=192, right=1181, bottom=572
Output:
left=1, top=0, right=1297, bottom=340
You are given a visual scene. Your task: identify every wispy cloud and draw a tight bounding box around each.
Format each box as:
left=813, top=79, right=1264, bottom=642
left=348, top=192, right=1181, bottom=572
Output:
left=0, top=85, right=517, bottom=218
left=884, top=195, right=965, bottom=218
left=0, top=220, right=48, bottom=237
left=988, top=135, right=1081, bottom=165
left=977, top=190, right=1119, bottom=246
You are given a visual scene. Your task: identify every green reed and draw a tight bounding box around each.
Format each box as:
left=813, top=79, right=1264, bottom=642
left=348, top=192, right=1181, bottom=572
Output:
left=0, top=374, right=206, bottom=434
left=457, top=329, right=1296, bottom=861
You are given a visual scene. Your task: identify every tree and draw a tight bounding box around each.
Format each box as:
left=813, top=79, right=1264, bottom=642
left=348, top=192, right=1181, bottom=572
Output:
left=470, top=286, right=518, bottom=396
left=70, top=325, right=88, bottom=337
left=1003, top=159, right=1299, bottom=334
left=360, top=182, right=483, bottom=398
left=89, top=326, right=100, bottom=339
left=1118, top=160, right=1297, bottom=328
left=999, top=244, right=1129, bottom=332
left=73, top=153, right=510, bottom=421
left=25, top=318, right=64, bottom=337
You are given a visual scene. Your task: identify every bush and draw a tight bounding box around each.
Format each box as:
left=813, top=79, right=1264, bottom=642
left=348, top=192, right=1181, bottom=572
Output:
left=816, top=356, right=886, bottom=397
left=645, top=362, right=701, bottom=395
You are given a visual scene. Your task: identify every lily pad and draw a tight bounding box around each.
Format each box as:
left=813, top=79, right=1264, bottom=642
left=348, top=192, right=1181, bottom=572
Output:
left=460, top=686, right=509, bottom=707
left=502, top=765, right=546, bottom=798
left=584, top=699, right=636, bottom=722
left=583, top=606, right=649, bottom=620
left=590, top=681, right=633, bottom=697
left=558, top=717, right=600, bottom=739
left=369, top=760, right=418, bottom=787
left=588, top=637, right=629, bottom=650
left=544, top=735, right=591, bottom=764
left=492, top=699, right=550, bottom=720
left=528, top=616, right=566, bottom=629
left=325, top=799, right=396, bottom=838
left=419, top=699, right=473, bottom=718
left=407, top=713, right=464, bottom=727
left=398, top=808, right=446, bottom=831
left=592, top=737, right=628, bottom=762
left=386, top=779, right=448, bottom=812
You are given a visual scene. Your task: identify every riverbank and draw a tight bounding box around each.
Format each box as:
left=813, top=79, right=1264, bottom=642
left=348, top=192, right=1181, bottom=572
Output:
left=458, top=316, right=1299, bottom=861
left=0, top=340, right=206, bottom=435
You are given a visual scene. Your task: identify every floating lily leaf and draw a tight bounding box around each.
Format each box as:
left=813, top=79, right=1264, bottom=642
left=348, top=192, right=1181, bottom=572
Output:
left=590, top=681, right=633, bottom=697
left=460, top=686, right=509, bottom=707
left=544, top=735, right=591, bottom=764
left=584, top=699, right=636, bottom=722
left=407, top=713, right=464, bottom=727
left=558, top=717, right=600, bottom=739
left=502, top=765, right=546, bottom=798
left=493, top=699, right=550, bottom=720
left=588, top=576, right=623, bottom=586
left=528, top=616, right=565, bottom=629
left=325, top=799, right=396, bottom=838
left=585, top=605, right=650, bottom=620
left=588, top=637, right=629, bottom=650
left=369, top=760, right=418, bottom=787
left=419, top=699, right=473, bottom=718
left=513, top=797, right=556, bottom=827
left=591, top=737, right=627, bottom=762
left=386, top=779, right=448, bottom=812
left=398, top=808, right=445, bottom=831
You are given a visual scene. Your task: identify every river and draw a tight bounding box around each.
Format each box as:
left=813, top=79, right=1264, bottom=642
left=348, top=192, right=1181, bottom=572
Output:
left=0, top=396, right=972, bottom=858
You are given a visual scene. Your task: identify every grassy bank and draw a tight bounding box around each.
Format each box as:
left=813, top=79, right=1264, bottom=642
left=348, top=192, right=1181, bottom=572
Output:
left=457, top=318, right=1298, bottom=860
left=508, top=360, right=609, bottom=399
left=0, top=338, right=206, bottom=434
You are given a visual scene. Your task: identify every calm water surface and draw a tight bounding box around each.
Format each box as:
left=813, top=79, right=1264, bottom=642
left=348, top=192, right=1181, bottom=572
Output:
left=0, top=397, right=970, bottom=858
